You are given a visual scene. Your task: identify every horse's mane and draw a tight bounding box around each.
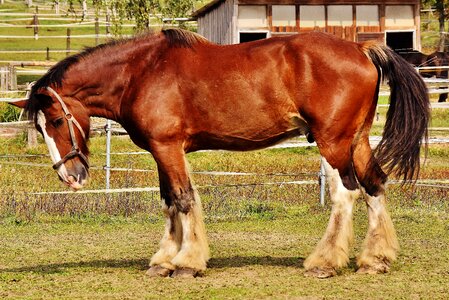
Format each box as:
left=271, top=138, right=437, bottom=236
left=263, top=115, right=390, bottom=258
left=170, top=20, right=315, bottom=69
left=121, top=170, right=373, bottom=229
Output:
left=26, top=29, right=208, bottom=119
left=32, top=42, right=123, bottom=91
left=31, top=29, right=205, bottom=92
left=162, top=28, right=210, bottom=48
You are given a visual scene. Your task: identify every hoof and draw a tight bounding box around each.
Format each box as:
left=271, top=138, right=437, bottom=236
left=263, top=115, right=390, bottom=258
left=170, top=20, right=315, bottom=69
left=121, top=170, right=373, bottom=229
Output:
left=304, top=267, right=337, bottom=278
left=357, top=260, right=390, bottom=275
left=357, top=264, right=389, bottom=275
left=146, top=265, right=173, bottom=278
left=171, top=267, right=201, bottom=278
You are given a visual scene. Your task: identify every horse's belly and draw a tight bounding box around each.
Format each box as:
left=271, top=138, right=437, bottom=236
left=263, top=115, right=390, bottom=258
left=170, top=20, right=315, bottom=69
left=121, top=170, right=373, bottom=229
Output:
left=186, top=114, right=308, bottom=152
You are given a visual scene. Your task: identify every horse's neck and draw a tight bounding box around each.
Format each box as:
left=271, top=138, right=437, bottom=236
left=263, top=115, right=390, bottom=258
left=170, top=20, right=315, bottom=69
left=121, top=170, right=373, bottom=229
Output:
left=64, top=38, right=166, bottom=122
left=65, top=59, right=128, bottom=121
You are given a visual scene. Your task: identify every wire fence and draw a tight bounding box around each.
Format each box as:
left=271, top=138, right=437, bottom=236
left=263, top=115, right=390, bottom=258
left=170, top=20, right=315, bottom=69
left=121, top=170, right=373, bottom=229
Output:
left=0, top=4, right=447, bottom=218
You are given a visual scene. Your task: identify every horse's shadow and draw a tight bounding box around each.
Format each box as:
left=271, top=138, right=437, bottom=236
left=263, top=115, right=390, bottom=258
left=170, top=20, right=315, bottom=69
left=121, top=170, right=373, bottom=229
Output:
left=0, top=258, right=149, bottom=274
left=0, top=256, right=307, bottom=274
left=208, top=256, right=305, bottom=269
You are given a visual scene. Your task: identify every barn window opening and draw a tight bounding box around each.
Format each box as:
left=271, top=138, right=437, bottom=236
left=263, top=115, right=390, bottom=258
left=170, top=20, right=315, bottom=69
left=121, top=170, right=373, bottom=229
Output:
left=385, top=5, right=414, bottom=27
left=272, top=5, right=296, bottom=32
left=238, top=5, right=267, bottom=28
left=239, top=32, right=268, bottom=43
left=356, top=5, right=379, bottom=27
left=299, top=5, right=325, bottom=29
left=386, top=31, right=414, bottom=51
left=327, top=5, right=352, bottom=27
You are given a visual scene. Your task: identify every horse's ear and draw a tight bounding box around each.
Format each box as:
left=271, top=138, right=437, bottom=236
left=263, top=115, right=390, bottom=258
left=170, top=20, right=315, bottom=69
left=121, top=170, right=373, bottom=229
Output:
left=32, top=88, right=54, bottom=108
left=35, top=93, right=53, bottom=108
left=8, top=99, right=28, bottom=108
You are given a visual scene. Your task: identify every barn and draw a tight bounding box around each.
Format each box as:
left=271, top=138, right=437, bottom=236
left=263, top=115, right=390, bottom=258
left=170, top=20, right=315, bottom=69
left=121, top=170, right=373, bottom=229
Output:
left=192, top=0, right=421, bottom=51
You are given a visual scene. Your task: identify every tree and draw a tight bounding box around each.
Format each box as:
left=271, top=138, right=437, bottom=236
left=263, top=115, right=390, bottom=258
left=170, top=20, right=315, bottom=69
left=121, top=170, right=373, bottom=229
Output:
left=161, top=0, right=195, bottom=28
left=423, top=0, right=449, bottom=51
left=66, top=0, right=198, bottom=34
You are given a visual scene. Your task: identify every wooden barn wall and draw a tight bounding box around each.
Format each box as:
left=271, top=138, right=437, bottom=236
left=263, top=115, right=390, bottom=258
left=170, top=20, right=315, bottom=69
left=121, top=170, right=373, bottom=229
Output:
left=237, top=0, right=418, bottom=5
left=198, top=0, right=235, bottom=44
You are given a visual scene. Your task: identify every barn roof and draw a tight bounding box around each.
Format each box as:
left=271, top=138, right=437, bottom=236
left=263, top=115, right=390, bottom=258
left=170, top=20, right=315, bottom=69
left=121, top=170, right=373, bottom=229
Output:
left=192, top=0, right=226, bottom=19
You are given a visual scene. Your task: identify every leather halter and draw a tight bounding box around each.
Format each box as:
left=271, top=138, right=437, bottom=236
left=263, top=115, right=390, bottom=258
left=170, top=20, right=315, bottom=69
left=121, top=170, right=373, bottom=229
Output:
left=46, top=87, right=89, bottom=170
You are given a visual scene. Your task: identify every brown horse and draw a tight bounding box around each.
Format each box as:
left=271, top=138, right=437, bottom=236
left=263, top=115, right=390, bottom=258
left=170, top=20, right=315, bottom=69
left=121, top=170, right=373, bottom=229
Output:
left=16, top=29, right=429, bottom=278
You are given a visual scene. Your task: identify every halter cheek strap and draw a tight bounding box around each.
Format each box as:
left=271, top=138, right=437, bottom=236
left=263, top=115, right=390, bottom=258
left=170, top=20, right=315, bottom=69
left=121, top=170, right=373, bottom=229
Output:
left=45, top=87, right=89, bottom=170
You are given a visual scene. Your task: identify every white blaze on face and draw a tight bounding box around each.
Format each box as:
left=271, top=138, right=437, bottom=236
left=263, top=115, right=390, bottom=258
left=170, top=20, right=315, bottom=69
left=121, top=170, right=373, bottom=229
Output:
left=37, top=110, right=69, bottom=181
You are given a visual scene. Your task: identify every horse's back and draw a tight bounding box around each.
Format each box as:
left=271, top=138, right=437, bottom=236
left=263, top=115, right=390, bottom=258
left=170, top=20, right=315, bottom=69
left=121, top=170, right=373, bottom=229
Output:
left=128, top=32, right=379, bottom=152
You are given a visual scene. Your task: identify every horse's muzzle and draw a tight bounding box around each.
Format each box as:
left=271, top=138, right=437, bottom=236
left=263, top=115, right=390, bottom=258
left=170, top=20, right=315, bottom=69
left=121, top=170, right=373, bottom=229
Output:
left=57, top=160, right=89, bottom=191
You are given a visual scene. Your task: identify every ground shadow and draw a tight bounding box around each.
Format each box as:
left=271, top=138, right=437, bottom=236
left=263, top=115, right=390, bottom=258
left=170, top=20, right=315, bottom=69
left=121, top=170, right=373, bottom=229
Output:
left=1, top=256, right=308, bottom=274
left=208, top=256, right=305, bottom=269
left=0, top=258, right=150, bottom=274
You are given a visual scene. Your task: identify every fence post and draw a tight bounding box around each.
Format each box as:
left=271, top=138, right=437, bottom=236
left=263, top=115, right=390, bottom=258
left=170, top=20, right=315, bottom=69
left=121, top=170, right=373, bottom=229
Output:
left=25, top=83, right=38, bottom=148
left=106, top=13, right=111, bottom=36
left=0, top=67, right=5, bottom=91
left=66, top=28, right=71, bottom=57
left=33, top=9, right=39, bottom=40
left=27, top=123, right=38, bottom=148
left=319, top=157, right=326, bottom=206
left=82, top=0, right=87, bottom=18
left=9, top=65, right=17, bottom=90
left=105, top=119, right=112, bottom=190
left=95, top=17, right=99, bottom=45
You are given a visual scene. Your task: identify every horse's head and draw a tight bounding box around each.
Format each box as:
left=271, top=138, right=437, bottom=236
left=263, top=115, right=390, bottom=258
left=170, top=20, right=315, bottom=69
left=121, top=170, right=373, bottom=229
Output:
left=23, top=86, right=90, bottom=190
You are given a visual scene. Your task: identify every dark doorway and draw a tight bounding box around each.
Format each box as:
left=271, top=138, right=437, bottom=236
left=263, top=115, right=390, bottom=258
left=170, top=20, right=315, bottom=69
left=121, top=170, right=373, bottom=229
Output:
left=386, top=31, right=414, bottom=51
left=239, top=32, right=267, bottom=43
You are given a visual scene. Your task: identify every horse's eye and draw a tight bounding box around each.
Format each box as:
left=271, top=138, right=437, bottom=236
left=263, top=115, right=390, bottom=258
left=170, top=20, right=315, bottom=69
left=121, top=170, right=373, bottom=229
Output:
left=51, top=118, right=64, bottom=128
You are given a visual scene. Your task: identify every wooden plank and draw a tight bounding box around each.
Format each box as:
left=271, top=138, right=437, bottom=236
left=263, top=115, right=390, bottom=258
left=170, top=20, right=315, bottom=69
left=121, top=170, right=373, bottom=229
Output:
left=357, top=26, right=381, bottom=33
left=379, top=4, right=385, bottom=32
left=414, top=3, right=421, bottom=50
left=236, top=1, right=419, bottom=5
left=267, top=4, right=272, bottom=31
left=296, top=5, right=300, bottom=31
left=351, top=4, right=356, bottom=41
left=357, top=32, right=384, bottom=42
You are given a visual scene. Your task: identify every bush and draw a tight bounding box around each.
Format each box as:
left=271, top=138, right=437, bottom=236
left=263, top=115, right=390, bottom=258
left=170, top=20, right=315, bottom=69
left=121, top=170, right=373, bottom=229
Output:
left=0, top=102, right=22, bottom=122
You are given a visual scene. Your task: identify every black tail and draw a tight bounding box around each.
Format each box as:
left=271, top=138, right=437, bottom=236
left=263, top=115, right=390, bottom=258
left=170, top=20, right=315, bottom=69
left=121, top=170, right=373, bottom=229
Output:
left=362, top=42, right=430, bottom=183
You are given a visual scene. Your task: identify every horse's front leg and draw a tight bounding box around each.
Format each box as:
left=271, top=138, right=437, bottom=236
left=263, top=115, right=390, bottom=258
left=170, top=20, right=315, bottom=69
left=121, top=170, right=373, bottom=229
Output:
left=147, top=144, right=209, bottom=278
left=146, top=198, right=182, bottom=277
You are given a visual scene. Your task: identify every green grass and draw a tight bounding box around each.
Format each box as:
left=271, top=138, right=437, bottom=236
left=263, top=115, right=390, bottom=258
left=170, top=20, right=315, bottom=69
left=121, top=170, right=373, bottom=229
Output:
left=0, top=129, right=447, bottom=298
left=0, top=204, right=448, bottom=299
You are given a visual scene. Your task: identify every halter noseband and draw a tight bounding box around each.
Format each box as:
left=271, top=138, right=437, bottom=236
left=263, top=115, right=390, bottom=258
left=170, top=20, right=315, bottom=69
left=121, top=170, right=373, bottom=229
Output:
left=46, top=87, right=89, bottom=170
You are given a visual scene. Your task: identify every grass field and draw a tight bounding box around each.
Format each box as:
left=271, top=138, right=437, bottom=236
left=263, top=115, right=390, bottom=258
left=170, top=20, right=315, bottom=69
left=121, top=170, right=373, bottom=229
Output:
left=0, top=135, right=448, bottom=299
left=1, top=208, right=448, bottom=299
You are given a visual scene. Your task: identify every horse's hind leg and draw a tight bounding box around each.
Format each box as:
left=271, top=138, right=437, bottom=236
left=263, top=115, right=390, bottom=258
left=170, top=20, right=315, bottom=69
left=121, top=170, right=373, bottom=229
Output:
left=147, top=143, right=209, bottom=278
left=304, top=148, right=360, bottom=278
left=352, top=137, right=399, bottom=274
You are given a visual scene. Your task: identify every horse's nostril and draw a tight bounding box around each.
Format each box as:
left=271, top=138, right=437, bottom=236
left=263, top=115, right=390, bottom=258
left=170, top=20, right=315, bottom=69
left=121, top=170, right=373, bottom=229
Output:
left=80, top=166, right=88, bottom=179
left=67, top=175, right=77, bottom=184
